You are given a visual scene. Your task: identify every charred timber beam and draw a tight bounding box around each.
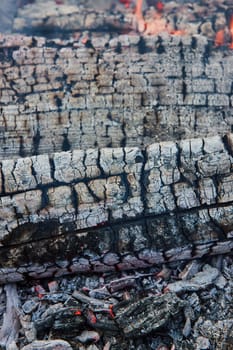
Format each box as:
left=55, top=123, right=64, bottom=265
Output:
left=0, top=133, right=232, bottom=283
left=0, top=34, right=233, bottom=158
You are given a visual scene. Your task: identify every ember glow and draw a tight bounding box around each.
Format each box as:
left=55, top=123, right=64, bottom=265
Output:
left=108, top=305, right=115, bottom=319
left=215, top=29, right=225, bottom=47
left=119, top=0, right=132, bottom=8
left=74, top=310, right=82, bottom=316
left=134, top=0, right=184, bottom=36
left=155, top=1, right=164, bottom=12
left=117, top=0, right=233, bottom=48
left=215, top=13, right=233, bottom=49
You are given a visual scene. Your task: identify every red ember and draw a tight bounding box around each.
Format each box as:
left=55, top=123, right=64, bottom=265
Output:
left=87, top=309, right=97, bottom=324
left=215, top=13, right=233, bottom=49
left=34, top=284, right=46, bottom=298
left=215, top=29, right=225, bottom=47
left=119, top=0, right=132, bottom=8
left=74, top=310, right=82, bottom=316
left=156, top=1, right=164, bottom=12
left=108, top=304, right=115, bottom=318
left=134, top=0, right=184, bottom=36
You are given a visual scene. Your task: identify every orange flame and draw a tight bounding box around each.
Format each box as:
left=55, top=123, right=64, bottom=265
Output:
left=215, top=14, right=233, bottom=49
left=127, top=0, right=233, bottom=47
left=134, top=0, right=184, bottom=36
left=135, top=0, right=143, bottom=19
left=134, top=0, right=146, bottom=32
left=215, top=29, right=225, bottom=47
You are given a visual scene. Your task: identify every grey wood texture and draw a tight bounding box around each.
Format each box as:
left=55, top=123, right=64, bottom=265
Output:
left=0, top=4, right=232, bottom=282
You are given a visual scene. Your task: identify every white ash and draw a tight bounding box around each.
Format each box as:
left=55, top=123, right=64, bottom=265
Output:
left=0, top=255, right=231, bottom=349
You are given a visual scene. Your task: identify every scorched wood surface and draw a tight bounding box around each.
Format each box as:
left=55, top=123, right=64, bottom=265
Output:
left=0, top=34, right=233, bottom=158
left=0, top=132, right=232, bottom=283
left=0, top=2, right=233, bottom=283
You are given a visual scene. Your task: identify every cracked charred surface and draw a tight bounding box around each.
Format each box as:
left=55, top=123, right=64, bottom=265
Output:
left=0, top=2, right=233, bottom=283
left=0, top=132, right=232, bottom=283
left=0, top=33, right=233, bottom=159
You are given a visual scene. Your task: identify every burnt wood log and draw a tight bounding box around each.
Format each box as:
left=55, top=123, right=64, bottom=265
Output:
left=13, top=0, right=132, bottom=37
left=0, top=2, right=233, bottom=283
left=114, top=292, right=185, bottom=337
left=0, top=132, right=232, bottom=283
left=33, top=292, right=186, bottom=339
left=0, top=33, right=233, bottom=158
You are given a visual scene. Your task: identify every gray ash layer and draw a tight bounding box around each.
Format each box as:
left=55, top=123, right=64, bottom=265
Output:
left=0, top=256, right=233, bottom=349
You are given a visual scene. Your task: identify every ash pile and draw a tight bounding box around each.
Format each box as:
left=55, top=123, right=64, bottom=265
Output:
left=1, top=256, right=233, bottom=349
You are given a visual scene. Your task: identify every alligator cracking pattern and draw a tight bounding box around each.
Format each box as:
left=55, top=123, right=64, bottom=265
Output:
left=0, top=133, right=232, bottom=283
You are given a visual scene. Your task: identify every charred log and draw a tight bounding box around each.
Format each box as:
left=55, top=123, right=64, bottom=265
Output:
left=0, top=133, right=232, bottom=282
left=0, top=33, right=232, bottom=159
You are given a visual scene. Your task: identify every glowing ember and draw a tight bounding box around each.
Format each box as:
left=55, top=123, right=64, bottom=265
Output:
left=155, top=1, right=164, bottom=12
left=215, top=13, right=233, bottom=49
left=215, top=29, right=225, bottom=47
left=87, top=309, right=97, bottom=324
left=74, top=310, right=82, bottom=316
left=108, top=305, right=115, bottom=319
left=34, top=284, right=46, bottom=298
left=119, top=0, right=132, bottom=8
left=133, top=0, right=183, bottom=36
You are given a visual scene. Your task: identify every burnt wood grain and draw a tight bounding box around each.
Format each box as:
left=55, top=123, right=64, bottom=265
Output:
left=0, top=133, right=232, bottom=283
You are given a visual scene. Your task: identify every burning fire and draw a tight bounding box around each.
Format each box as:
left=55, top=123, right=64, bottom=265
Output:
left=133, top=0, right=184, bottom=36
left=118, top=0, right=233, bottom=49
left=215, top=29, right=225, bottom=47
left=215, top=13, right=233, bottom=49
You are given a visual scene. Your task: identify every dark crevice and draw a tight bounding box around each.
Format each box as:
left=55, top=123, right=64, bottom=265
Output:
left=115, top=42, right=122, bottom=54
left=179, top=41, right=187, bottom=101
left=139, top=148, right=148, bottom=218
left=31, top=160, right=38, bottom=185
left=71, top=186, right=79, bottom=217
left=0, top=163, right=5, bottom=195
left=156, top=37, right=166, bottom=54
left=19, top=25, right=132, bottom=39
left=62, top=133, right=71, bottom=152
left=120, top=120, right=127, bottom=147
left=32, top=128, right=42, bottom=156
left=19, top=136, right=26, bottom=157
left=85, top=182, right=102, bottom=203
left=138, top=37, right=151, bottom=54
left=191, top=37, right=197, bottom=50
left=40, top=187, right=50, bottom=209
left=222, top=134, right=233, bottom=157
left=49, top=157, right=56, bottom=182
